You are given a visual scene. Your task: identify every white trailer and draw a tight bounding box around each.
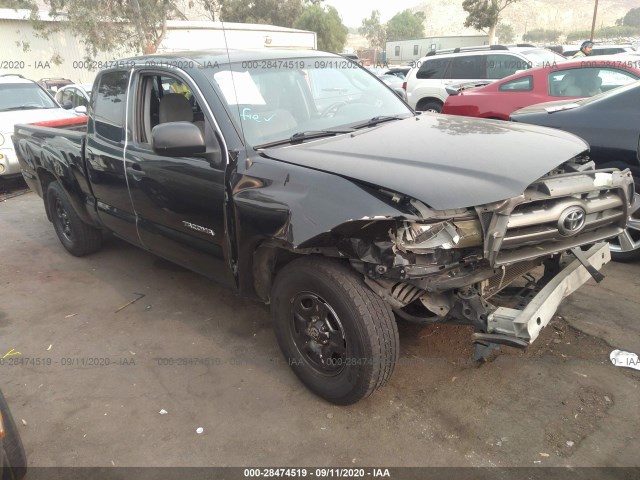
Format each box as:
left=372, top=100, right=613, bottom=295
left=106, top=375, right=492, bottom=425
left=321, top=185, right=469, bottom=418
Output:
left=386, top=35, right=490, bottom=64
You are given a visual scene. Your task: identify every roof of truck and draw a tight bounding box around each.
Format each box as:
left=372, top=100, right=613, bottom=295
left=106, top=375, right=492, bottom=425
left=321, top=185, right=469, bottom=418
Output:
left=119, top=48, right=339, bottom=66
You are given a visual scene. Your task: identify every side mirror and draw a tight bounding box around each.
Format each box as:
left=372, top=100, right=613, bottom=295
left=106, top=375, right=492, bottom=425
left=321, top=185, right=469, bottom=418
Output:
left=74, top=106, right=87, bottom=115
left=62, top=101, right=73, bottom=110
left=152, top=122, right=206, bottom=157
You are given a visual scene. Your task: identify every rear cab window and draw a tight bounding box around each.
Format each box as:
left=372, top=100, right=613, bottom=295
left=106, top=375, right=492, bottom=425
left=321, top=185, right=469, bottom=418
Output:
left=92, top=70, right=129, bottom=143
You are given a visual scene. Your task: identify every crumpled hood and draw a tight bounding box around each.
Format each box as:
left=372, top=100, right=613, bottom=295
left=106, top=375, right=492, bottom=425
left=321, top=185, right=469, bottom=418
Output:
left=261, top=114, right=589, bottom=210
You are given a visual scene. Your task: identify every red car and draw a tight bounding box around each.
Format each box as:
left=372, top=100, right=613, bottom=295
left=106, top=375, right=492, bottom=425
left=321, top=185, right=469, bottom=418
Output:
left=442, top=56, right=640, bottom=120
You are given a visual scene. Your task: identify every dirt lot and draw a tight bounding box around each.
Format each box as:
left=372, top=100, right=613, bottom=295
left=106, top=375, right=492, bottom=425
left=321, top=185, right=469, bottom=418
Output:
left=1, top=184, right=639, bottom=469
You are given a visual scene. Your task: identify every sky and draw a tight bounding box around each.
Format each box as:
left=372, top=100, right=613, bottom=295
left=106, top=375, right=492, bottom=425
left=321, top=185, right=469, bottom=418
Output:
left=323, top=0, right=421, bottom=28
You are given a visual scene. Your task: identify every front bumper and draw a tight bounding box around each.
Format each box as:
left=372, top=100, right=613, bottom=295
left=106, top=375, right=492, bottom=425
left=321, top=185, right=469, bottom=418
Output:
left=486, top=242, right=610, bottom=344
left=0, top=146, right=20, bottom=176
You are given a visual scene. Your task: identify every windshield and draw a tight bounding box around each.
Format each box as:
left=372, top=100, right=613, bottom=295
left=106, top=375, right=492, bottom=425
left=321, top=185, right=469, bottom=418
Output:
left=521, top=49, right=567, bottom=67
left=210, top=57, right=413, bottom=147
left=0, top=83, right=58, bottom=112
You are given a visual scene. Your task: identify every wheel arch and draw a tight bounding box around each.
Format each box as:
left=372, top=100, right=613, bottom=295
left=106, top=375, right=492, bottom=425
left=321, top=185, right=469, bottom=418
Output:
left=415, top=97, right=444, bottom=112
left=252, top=242, right=350, bottom=303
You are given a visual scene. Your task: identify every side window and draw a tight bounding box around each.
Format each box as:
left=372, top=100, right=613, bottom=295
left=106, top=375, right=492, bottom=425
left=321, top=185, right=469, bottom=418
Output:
left=61, top=90, right=72, bottom=106
left=395, top=46, right=400, bottom=56
left=449, top=55, right=483, bottom=79
left=413, top=45, right=419, bottom=55
left=486, top=54, right=530, bottom=80
left=71, top=89, right=82, bottom=107
left=548, top=69, right=583, bottom=97
left=94, top=70, right=129, bottom=142
left=416, top=58, right=449, bottom=79
left=77, top=90, right=89, bottom=108
left=498, top=76, right=533, bottom=91
left=136, top=73, right=204, bottom=146
left=598, top=68, right=638, bottom=91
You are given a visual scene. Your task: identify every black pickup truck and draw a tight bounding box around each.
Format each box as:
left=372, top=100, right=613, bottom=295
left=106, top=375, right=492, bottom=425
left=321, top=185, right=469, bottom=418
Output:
left=13, top=49, right=635, bottom=404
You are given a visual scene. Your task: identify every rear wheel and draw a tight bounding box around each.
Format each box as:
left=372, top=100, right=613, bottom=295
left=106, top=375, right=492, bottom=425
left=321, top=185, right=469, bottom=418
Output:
left=416, top=100, right=442, bottom=113
left=271, top=257, right=399, bottom=405
left=47, top=181, right=102, bottom=256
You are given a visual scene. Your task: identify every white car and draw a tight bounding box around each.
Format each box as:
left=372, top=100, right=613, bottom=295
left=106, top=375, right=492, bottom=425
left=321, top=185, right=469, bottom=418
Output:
left=404, top=45, right=566, bottom=112
left=0, top=74, right=77, bottom=177
left=55, top=83, right=92, bottom=115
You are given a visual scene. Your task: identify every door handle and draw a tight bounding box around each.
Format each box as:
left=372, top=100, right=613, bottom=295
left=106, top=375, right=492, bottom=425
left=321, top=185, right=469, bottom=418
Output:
left=126, top=166, right=146, bottom=177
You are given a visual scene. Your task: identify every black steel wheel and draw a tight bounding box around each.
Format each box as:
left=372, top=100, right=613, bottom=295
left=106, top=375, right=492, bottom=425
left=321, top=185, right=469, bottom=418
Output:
left=271, top=257, right=399, bottom=405
left=47, top=181, right=102, bottom=257
left=289, top=292, right=347, bottom=376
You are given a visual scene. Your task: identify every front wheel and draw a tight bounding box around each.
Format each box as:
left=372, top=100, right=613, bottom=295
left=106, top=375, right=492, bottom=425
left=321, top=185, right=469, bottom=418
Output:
left=47, top=181, right=102, bottom=257
left=271, top=258, right=399, bottom=405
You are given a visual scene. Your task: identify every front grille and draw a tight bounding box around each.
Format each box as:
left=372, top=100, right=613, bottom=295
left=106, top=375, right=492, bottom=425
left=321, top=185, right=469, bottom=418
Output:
left=504, top=191, right=624, bottom=248
left=484, top=168, right=633, bottom=266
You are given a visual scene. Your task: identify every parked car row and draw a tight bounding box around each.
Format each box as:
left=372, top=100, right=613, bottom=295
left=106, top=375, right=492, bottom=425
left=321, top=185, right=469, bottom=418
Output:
left=441, top=55, right=640, bottom=120
left=403, top=44, right=567, bottom=113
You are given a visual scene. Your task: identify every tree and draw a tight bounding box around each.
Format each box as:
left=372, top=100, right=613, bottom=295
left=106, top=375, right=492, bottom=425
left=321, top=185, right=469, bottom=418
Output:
left=220, top=0, right=304, bottom=28
left=566, top=25, right=639, bottom=42
left=522, top=28, right=561, bottom=43
left=621, top=7, right=640, bottom=28
left=462, top=0, right=520, bottom=45
left=294, top=4, right=346, bottom=52
left=495, top=23, right=514, bottom=43
left=359, top=10, right=386, bottom=49
left=386, top=9, right=425, bottom=42
left=28, top=0, right=186, bottom=56
left=192, top=0, right=220, bottom=21
left=0, top=0, right=33, bottom=7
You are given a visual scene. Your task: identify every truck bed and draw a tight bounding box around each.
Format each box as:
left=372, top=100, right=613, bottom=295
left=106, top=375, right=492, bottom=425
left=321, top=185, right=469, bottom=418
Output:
left=13, top=116, right=90, bottom=200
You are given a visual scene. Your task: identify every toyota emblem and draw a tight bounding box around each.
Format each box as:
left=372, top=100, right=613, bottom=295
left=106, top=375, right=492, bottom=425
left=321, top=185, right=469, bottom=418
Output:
left=558, top=206, right=586, bottom=236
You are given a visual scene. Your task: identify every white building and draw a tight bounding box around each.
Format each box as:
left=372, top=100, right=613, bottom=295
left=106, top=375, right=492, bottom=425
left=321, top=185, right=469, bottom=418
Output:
left=0, top=8, right=317, bottom=84
left=386, top=35, right=491, bottom=63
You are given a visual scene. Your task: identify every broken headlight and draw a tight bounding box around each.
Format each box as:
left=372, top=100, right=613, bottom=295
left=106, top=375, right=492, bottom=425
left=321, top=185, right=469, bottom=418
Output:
left=397, top=219, right=483, bottom=253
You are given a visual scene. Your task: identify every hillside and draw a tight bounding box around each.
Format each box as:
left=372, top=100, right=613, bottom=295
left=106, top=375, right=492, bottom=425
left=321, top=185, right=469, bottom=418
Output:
left=411, top=0, right=639, bottom=41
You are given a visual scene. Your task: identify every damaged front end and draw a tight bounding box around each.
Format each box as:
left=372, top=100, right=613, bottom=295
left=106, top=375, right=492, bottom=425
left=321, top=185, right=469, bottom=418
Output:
left=339, top=159, right=635, bottom=357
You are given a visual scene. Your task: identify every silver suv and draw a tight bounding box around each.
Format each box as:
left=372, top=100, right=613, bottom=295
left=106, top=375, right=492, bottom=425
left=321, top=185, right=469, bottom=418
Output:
left=404, top=45, right=566, bottom=112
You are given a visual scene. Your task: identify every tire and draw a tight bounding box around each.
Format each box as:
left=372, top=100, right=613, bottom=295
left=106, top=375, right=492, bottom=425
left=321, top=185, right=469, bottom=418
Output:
left=271, top=257, right=399, bottom=405
left=47, top=181, right=102, bottom=257
left=417, top=101, right=442, bottom=113
left=0, top=390, right=27, bottom=480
